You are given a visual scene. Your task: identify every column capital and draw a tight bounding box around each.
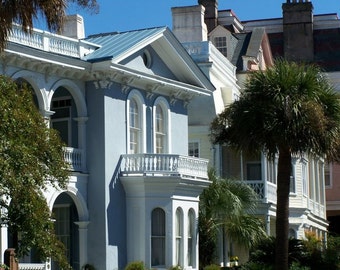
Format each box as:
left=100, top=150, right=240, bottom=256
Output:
left=75, top=221, right=90, bottom=229
left=73, top=117, right=89, bottom=123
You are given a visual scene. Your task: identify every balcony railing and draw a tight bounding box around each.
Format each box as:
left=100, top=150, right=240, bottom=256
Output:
left=63, top=147, right=85, bottom=172
left=19, top=263, right=46, bottom=270
left=120, top=154, right=209, bottom=180
left=242, top=180, right=277, bottom=204
left=8, top=23, right=99, bottom=59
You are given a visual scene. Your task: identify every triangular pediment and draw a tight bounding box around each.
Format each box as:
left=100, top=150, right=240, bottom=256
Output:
left=85, top=27, right=214, bottom=94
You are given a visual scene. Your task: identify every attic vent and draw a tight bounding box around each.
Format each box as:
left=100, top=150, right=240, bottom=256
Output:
left=143, top=50, right=152, bottom=68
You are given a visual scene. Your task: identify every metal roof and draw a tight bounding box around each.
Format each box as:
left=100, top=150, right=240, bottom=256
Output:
left=84, top=27, right=167, bottom=62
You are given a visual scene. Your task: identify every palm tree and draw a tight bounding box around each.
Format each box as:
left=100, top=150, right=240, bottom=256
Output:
left=199, top=170, right=266, bottom=267
left=0, top=0, right=98, bottom=51
left=210, top=59, right=340, bottom=270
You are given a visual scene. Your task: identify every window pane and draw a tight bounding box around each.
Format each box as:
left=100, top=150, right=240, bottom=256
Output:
left=129, top=99, right=140, bottom=153
left=188, top=142, right=199, bottom=157
left=325, top=162, right=331, bottom=187
left=52, top=120, right=69, bottom=145
left=152, top=208, right=165, bottom=266
left=213, top=36, right=227, bottom=56
left=156, top=106, right=164, bottom=133
left=155, top=105, right=166, bottom=153
left=247, top=163, right=261, bottom=180
left=188, top=210, right=195, bottom=266
left=176, top=209, right=182, bottom=266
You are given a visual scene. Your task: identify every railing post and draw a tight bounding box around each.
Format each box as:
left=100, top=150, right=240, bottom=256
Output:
left=4, top=249, right=18, bottom=270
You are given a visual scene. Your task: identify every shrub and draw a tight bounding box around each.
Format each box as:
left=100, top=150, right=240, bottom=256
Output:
left=169, top=266, right=182, bottom=270
left=203, top=264, right=221, bottom=270
left=125, top=261, right=145, bottom=270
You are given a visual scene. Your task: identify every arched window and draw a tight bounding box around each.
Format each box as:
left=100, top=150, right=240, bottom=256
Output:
left=153, top=98, right=169, bottom=153
left=129, top=98, right=140, bottom=153
left=188, top=209, right=195, bottom=266
left=175, top=208, right=183, bottom=266
left=127, top=91, right=145, bottom=154
left=155, top=105, right=165, bottom=153
left=151, top=208, right=166, bottom=267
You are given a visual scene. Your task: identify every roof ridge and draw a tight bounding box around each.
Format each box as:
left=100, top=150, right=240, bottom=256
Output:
left=87, top=26, right=167, bottom=39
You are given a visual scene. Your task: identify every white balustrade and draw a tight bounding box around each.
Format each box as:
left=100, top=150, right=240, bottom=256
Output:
left=19, top=263, right=46, bottom=270
left=120, top=154, right=209, bottom=180
left=242, top=180, right=265, bottom=199
left=8, top=24, right=98, bottom=59
left=63, top=147, right=84, bottom=172
left=240, top=180, right=277, bottom=203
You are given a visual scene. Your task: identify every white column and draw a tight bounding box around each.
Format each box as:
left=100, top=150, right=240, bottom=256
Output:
left=0, top=225, right=8, bottom=263
left=75, top=221, right=90, bottom=269
left=42, top=110, right=54, bottom=128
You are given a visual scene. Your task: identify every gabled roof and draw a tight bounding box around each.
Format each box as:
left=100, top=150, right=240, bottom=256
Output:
left=84, top=26, right=215, bottom=95
left=84, top=27, right=165, bottom=62
left=230, top=27, right=273, bottom=71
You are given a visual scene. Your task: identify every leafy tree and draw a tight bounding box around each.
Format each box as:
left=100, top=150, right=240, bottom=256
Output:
left=210, top=59, right=340, bottom=270
left=0, top=0, right=98, bottom=51
left=199, top=170, right=266, bottom=267
left=0, top=76, right=70, bottom=267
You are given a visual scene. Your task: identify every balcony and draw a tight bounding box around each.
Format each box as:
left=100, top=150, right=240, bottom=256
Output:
left=242, top=180, right=277, bottom=204
left=120, top=154, right=209, bottom=180
left=63, top=147, right=85, bottom=172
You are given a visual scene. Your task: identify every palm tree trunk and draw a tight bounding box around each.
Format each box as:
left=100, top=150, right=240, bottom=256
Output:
left=275, top=146, right=292, bottom=270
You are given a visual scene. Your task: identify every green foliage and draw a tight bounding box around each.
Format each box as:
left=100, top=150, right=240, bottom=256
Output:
left=0, top=0, right=99, bottom=51
left=125, top=261, right=145, bottom=270
left=248, top=235, right=340, bottom=270
left=0, top=76, right=69, bottom=267
left=168, top=266, right=182, bottom=270
left=240, top=262, right=274, bottom=270
left=210, top=59, right=340, bottom=270
left=203, top=264, right=221, bottom=270
left=199, top=169, right=266, bottom=267
left=82, top=263, right=96, bottom=270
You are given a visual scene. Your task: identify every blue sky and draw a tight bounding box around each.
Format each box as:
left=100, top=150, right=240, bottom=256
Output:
left=67, top=0, right=340, bottom=37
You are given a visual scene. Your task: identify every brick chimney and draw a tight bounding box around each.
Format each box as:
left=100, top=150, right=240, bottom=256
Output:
left=282, top=0, right=314, bottom=62
left=198, top=0, right=218, bottom=33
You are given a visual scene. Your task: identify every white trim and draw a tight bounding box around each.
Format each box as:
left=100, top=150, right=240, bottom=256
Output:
left=126, top=90, right=146, bottom=154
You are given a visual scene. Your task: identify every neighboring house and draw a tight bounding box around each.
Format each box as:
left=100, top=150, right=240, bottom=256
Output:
left=0, top=16, right=215, bottom=270
left=239, top=0, right=340, bottom=238
left=171, top=0, right=330, bottom=265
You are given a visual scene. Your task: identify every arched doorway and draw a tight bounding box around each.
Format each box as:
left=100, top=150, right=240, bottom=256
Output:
left=52, top=192, right=80, bottom=270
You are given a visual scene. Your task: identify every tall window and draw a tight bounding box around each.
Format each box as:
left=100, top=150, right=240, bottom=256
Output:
left=154, top=98, right=169, bottom=153
left=302, top=161, right=308, bottom=196
left=187, top=209, right=195, bottom=267
left=325, top=162, right=332, bottom=188
left=175, top=208, right=183, bottom=266
left=246, top=162, right=261, bottom=180
left=53, top=206, right=71, bottom=267
left=129, top=98, right=140, bottom=154
left=151, top=208, right=165, bottom=267
left=188, top=142, right=199, bottom=157
left=267, top=159, right=277, bottom=184
left=51, top=97, right=72, bottom=146
left=290, top=164, right=296, bottom=193
left=213, top=36, right=227, bottom=56
left=155, top=105, right=166, bottom=153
